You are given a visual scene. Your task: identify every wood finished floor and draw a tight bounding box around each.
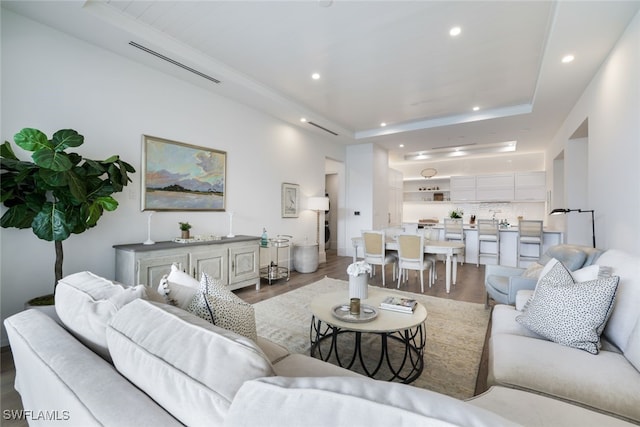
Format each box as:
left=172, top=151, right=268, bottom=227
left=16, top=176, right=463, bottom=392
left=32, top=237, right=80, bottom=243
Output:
left=1, top=251, right=491, bottom=423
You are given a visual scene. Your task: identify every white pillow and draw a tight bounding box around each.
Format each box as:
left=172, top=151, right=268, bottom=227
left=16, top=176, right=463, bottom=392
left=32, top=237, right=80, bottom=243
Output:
left=187, top=273, right=258, bottom=342
left=106, top=299, right=274, bottom=426
left=55, top=271, right=145, bottom=361
left=517, top=261, right=619, bottom=354
left=156, top=264, right=200, bottom=309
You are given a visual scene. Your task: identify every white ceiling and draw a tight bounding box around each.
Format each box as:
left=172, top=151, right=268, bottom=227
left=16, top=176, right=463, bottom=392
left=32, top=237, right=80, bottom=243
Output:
left=4, top=1, right=639, bottom=171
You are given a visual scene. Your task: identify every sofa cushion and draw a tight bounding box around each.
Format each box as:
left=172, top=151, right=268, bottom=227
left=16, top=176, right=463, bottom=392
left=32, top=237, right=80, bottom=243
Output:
left=55, top=271, right=145, bottom=361
left=156, top=264, right=200, bottom=309
left=538, top=245, right=587, bottom=271
left=597, top=250, right=640, bottom=353
left=468, top=386, right=637, bottom=427
left=225, top=376, right=520, bottom=427
left=106, top=299, right=274, bottom=426
left=186, top=273, right=258, bottom=341
left=516, top=261, right=619, bottom=354
left=488, top=333, right=640, bottom=422
left=4, top=309, right=181, bottom=427
left=624, top=317, right=640, bottom=372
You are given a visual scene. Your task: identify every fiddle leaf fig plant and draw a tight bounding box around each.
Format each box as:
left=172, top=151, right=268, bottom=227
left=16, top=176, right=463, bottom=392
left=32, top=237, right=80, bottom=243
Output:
left=1, top=128, right=135, bottom=300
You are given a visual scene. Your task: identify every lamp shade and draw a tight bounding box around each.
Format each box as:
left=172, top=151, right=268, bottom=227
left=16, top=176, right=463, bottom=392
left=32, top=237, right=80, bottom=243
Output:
left=308, top=196, right=329, bottom=211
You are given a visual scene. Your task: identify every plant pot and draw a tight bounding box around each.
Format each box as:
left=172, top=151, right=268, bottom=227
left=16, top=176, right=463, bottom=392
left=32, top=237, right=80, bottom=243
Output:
left=181, top=230, right=190, bottom=239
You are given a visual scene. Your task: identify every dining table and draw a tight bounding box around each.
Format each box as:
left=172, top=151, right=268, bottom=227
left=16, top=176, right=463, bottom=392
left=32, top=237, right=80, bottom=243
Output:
left=351, top=236, right=465, bottom=293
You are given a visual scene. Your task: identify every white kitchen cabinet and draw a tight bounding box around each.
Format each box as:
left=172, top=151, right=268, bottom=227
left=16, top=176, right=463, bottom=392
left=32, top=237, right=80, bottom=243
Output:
left=114, top=236, right=260, bottom=291
left=515, top=171, right=546, bottom=201
left=450, top=176, right=476, bottom=201
left=475, top=173, right=514, bottom=201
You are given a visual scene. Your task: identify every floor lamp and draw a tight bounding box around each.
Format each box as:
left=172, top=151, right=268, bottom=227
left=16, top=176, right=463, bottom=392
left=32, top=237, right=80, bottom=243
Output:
left=308, top=197, right=329, bottom=252
left=549, top=208, right=596, bottom=248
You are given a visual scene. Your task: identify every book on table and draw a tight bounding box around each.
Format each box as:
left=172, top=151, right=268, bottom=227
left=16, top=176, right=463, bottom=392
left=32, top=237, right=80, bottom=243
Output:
left=379, top=296, right=417, bottom=313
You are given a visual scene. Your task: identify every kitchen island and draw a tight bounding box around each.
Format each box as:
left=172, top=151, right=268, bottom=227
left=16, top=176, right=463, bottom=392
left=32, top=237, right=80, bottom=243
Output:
left=398, top=223, right=562, bottom=267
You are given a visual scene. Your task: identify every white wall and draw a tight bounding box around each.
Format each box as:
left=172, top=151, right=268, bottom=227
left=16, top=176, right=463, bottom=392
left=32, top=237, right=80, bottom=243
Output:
left=0, top=10, right=345, bottom=344
left=545, top=11, right=640, bottom=254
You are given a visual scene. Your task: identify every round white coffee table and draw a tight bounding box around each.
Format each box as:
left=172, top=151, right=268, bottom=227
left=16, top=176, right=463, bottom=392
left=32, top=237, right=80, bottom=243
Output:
left=309, top=289, right=427, bottom=383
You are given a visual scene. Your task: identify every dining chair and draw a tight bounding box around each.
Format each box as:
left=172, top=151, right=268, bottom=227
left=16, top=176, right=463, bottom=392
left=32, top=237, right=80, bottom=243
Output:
left=517, top=220, right=543, bottom=267
left=477, top=219, right=500, bottom=267
left=396, top=233, right=435, bottom=293
left=362, top=230, right=397, bottom=287
left=444, top=218, right=465, bottom=265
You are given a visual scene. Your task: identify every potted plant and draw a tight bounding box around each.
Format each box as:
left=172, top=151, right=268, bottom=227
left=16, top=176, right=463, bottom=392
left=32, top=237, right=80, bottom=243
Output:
left=449, top=208, right=464, bottom=219
left=179, top=222, right=192, bottom=239
left=0, top=128, right=135, bottom=305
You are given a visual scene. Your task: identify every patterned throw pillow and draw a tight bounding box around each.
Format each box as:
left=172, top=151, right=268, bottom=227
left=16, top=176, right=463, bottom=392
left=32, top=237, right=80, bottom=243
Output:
left=516, top=261, right=619, bottom=354
left=186, top=273, right=258, bottom=342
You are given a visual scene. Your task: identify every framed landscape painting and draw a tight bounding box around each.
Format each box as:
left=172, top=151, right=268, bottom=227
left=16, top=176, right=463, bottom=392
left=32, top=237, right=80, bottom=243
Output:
left=141, top=135, right=226, bottom=211
left=281, top=183, right=299, bottom=218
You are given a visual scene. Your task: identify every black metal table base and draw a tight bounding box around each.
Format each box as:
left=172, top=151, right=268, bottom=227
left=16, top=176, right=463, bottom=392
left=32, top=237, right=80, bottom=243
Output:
left=309, top=316, right=425, bottom=384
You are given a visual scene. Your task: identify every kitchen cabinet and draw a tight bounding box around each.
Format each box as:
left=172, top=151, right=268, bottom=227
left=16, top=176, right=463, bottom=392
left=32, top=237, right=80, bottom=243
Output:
left=475, top=174, right=514, bottom=201
left=515, top=171, right=546, bottom=201
left=114, top=235, right=260, bottom=291
left=450, top=176, right=476, bottom=201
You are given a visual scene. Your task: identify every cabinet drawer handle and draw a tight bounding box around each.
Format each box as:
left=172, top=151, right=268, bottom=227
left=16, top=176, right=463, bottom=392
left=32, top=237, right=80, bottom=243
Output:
left=232, top=260, right=235, bottom=272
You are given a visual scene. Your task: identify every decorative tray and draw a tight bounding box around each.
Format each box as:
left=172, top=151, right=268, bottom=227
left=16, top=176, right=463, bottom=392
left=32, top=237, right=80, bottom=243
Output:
left=331, top=303, right=378, bottom=323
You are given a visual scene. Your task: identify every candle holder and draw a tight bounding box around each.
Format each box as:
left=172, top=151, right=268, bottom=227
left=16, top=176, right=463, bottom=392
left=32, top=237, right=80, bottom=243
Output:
left=143, top=211, right=155, bottom=245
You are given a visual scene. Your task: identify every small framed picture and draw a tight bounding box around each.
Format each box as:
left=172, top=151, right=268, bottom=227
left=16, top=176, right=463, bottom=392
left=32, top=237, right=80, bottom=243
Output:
left=281, top=183, right=299, bottom=218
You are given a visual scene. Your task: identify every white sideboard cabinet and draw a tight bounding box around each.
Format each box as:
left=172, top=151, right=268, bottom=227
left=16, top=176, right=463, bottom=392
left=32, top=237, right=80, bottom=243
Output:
left=114, top=235, right=261, bottom=291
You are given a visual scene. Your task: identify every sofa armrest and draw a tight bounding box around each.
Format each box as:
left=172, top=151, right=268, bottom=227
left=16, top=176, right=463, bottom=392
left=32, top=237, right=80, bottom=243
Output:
left=485, top=265, right=525, bottom=284
left=507, top=276, right=537, bottom=302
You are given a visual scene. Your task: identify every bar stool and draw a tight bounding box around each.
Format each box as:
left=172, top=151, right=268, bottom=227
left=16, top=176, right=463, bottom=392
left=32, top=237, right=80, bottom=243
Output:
left=477, top=219, right=500, bottom=267
left=444, top=218, right=465, bottom=265
left=517, top=220, right=543, bottom=267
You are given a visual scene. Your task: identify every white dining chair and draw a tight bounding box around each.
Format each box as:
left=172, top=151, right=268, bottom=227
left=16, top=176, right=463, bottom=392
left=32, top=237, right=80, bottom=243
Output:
left=362, top=230, right=397, bottom=287
left=396, top=233, right=435, bottom=293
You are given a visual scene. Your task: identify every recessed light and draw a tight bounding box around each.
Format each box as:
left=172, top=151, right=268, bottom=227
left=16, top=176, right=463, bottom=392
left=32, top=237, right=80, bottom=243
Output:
left=311, top=73, right=321, bottom=80
left=300, top=117, right=307, bottom=122
left=449, top=26, right=461, bottom=37
left=472, top=106, right=480, bottom=111
left=562, top=55, right=574, bottom=64
left=399, top=144, right=404, bottom=148
left=380, top=122, right=387, bottom=127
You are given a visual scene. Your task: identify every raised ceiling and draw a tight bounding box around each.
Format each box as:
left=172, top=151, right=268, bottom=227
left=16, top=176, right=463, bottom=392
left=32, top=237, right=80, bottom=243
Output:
left=4, top=1, right=639, bottom=172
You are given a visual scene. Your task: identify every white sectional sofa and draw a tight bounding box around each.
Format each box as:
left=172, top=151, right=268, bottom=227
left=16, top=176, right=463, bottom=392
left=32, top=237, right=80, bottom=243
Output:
left=486, top=249, right=640, bottom=425
left=4, top=264, right=639, bottom=426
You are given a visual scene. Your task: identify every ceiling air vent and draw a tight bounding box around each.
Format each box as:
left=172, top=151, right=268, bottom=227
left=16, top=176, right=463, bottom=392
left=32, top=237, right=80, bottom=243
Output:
left=129, top=41, right=221, bottom=84
left=308, top=121, right=339, bottom=136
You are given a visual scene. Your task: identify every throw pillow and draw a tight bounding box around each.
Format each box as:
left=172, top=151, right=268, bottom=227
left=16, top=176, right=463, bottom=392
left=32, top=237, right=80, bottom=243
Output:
left=516, top=261, right=619, bottom=354
left=156, top=264, right=200, bottom=309
left=521, top=262, right=544, bottom=278
left=186, top=273, right=258, bottom=342
left=55, top=271, right=146, bottom=361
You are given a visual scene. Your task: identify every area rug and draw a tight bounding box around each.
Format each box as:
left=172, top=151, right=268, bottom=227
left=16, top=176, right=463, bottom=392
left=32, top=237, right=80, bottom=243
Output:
left=253, top=277, right=490, bottom=399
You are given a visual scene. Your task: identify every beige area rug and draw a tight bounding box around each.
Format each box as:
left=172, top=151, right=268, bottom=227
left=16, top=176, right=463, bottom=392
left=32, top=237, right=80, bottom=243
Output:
left=253, top=277, right=490, bottom=399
